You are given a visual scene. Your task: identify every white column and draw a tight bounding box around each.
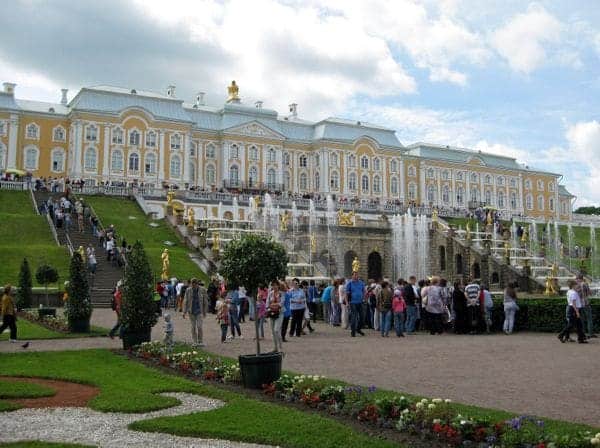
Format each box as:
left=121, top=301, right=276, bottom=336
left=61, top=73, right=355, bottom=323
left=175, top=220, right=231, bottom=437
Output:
left=492, top=176, right=497, bottom=207
left=451, top=172, right=456, bottom=207
left=419, top=162, right=426, bottom=204
left=240, top=143, right=246, bottom=185
left=261, top=146, right=267, bottom=185
left=505, top=182, right=510, bottom=213
left=158, top=131, right=165, bottom=182
left=102, top=126, right=110, bottom=177
left=276, top=148, right=283, bottom=185
left=321, top=149, right=329, bottom=193
left=221, top=142, right=229, bottom=184
left=197, top=141, right=204, bottom=187
left=7, top=114, right=18, bottom=169
left=73, top=121, right=83, bottom=176
left=436, top=169, right=442, bottom=207
left=183, top=133, right=191, bottom=184
left=479, top=173, right=485, bottom=205
left=399, top=159, right=405, bottom=201
left=382, top=163, right=388, bottom=198
left=518, top=174, right=524, bottom=214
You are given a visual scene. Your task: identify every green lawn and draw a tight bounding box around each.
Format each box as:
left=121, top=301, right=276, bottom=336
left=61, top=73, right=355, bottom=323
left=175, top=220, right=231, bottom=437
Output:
left=0, top=191, right=70, bottom=286
left=0, top=443, right=94, bottom=448
left=0, top=319, right=108, bottom=341
left=84, top=196, right=208, bottom=283
left=0, top=350, right=397, bottom=448
left=0, top=378, right=55, bottom=399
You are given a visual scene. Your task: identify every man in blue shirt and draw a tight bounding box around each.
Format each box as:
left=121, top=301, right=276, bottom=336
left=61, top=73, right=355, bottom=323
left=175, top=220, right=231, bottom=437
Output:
left=321, top=282, right=334, bottom=324
left=346, top=271, right=366, bottom=337
left=281, top=285, right=292, bottom=342
left=288, top=278, right=306, bottom=337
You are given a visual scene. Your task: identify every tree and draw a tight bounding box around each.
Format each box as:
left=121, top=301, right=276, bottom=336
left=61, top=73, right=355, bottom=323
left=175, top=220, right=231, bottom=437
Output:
left=35, top=263, right=59, bottom=307
left=220, top=234, right=288, bottom=354
left=120, top=241, right=157, bottom=333
left=16, top=258, right=33, bottom=311
left=65, top=252, right=92, bottom=331
left=575, top=206, right=600, bottom=215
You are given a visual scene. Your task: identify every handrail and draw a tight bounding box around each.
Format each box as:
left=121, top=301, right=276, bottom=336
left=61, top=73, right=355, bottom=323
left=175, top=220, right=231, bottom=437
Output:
left=45, top=212, right=61, bottom=246
left=64, top=231, right=74, bottom=256
left=30, top=188, right=39, bottom=215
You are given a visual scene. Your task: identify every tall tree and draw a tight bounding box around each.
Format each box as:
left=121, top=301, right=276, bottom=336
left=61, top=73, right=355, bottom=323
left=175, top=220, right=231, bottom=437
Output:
left=65, top=252, right=92, bottom=331
left=16, top=258, right=33, bottom=311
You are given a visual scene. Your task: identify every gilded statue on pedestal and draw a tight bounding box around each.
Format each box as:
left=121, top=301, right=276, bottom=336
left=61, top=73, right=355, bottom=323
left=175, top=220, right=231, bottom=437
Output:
left=486, top=210, right=493, bottom=226
left=227, top=80, right=240, bottom=103
left=187, top=207, right=195, bottom=230
left=161, top=248, right=170, bottom=280
left=212, top=232, right=221, bottom=252
left=166, top=191, right=175, bottom=206
left=465, top=222, right=471, bottom=240
left=352, top=256, right=360, bottom=273
left=338, top=209, right=355, bottom=226
left=310, top=234, right=316, bottom=254
left=431, top=208, right=438, bottom=223
left=280, top=212, right=289, bottom=232
left=521, top=227, right=529, bottom=243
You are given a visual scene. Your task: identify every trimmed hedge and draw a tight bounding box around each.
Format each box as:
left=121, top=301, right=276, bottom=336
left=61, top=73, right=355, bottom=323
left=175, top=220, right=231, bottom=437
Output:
left=490, top=298, right=600, bottom=333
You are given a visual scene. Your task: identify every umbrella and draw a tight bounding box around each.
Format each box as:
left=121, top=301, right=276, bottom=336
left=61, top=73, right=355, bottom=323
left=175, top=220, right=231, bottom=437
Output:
left=4, top=168, right=26, bottom=176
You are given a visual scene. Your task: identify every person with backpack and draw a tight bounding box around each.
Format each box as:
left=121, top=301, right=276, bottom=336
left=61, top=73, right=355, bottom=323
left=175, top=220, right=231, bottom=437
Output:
left=377, top=281, right=393, bottom=337
left=481, top=284, right=494, bottom=333
left=346, top=271, right=366, bottom=337
left=425, top=277, right=445, bottom=335
left=320, top=281, right=334, bottom=325
left=464, top=279, right=481, bottom=334
left=108, top=281, right=122, bottom=339
left=392, top=284, right=406, bottom=337
left=307, top=280, right=318, bottom=323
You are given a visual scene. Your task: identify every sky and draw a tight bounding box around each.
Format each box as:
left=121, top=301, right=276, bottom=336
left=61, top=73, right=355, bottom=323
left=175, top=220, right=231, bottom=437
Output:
left=1, top=0, right=600, bottom=205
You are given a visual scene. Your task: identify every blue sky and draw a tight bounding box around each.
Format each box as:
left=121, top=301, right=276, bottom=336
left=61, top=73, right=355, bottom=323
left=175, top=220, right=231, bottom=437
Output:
left=1, top=0, right=599, bottom=204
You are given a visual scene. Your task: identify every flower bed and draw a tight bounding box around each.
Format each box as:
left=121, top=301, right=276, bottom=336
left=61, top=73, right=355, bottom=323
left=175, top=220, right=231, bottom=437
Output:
left=19, top=309, right=71, bottom=333
left=133, top=342, right=598, bottom=448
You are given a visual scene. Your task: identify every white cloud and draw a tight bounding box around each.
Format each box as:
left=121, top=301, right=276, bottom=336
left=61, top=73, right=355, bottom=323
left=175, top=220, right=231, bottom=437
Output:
left=491, top=4, right=563, bottom=74
left=565, top=120, right=600, bottom=159
left=473, top=140, right=530, bottom=164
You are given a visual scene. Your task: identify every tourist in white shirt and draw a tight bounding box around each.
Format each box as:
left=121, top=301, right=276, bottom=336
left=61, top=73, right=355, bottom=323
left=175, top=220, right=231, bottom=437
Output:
left=558, top=280, right=587, bottom=344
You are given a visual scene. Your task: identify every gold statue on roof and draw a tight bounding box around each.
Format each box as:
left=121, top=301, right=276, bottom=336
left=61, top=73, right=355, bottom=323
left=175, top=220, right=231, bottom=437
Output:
left=352, top=257, right=360, bottom=273
left=338, top=209, right=355, bottom=226
left=227, top=80, right=240, bottom=103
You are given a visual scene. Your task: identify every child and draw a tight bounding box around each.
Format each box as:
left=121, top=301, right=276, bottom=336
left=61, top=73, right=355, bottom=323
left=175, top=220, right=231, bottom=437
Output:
left=392, top=287, right=406, bottom=337
left=163, top=313, right=174, bottom=351
left=216, top=297, right=230, bottom=343
left=255, top=293, right=267, bottom=339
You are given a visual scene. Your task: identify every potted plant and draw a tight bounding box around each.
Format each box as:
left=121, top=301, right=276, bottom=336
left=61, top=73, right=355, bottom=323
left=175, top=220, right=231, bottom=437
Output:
left=35, top=263, right=59, bottom=317
left=16, top=258, right=33, bottom=311
left=220, top=233, right=288, bottom=388
left=65, top=252, right=92, bottom=333
left=120, top=241, right=157, bottom=349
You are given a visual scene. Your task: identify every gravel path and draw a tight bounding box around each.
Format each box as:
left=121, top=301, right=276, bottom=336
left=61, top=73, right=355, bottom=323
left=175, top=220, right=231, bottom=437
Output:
left=0, top=392, right=273, bottom=448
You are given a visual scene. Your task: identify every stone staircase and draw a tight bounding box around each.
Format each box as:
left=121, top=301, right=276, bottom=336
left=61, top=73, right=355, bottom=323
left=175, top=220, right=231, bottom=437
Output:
left=33, top=191, right=123, bottom=308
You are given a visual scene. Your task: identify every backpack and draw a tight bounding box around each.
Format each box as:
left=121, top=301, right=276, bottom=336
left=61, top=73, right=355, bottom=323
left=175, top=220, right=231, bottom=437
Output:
left=110, top=290, right=117, bottom=311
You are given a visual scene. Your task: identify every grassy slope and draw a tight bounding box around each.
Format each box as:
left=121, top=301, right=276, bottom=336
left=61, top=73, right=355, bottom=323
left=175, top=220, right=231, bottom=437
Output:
left=0, top=191, right=70, bottom=286
left=0, top=378, right=55, bottom=399
left=0, top=350, right=396, bottom=448
left=0, top=443, right=95, bottom=448
left=84, top=196, right=208, bottom=283
left=0, top=319, right=108, bottom=341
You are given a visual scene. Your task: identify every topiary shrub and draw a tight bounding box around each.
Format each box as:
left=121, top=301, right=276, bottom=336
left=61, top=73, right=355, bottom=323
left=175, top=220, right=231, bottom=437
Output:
left=16, top=258, right=33, bottom=310
left=65, top=252, right=92, bottom=332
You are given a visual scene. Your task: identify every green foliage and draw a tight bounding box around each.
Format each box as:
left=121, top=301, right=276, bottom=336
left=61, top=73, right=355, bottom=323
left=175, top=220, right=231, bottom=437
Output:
left=220, top=233, right=288, bottom=295
left=0, top=379, right=55, bottom=399
left=65, top=253, right=92, bottom=325
left=0, top=319, right=107, bottom=341
left=121, top=241, right=158, bottom=332
left=574, top=206, right=600, bottom=215
left=16, top=258, right=33, bottom=310
left=35, top=264, right=59, bottom=287
left=0, top=442, right=95, bottom=448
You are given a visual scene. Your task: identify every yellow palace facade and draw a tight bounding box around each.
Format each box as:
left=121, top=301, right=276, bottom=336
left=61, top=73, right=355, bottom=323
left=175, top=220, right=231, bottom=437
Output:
left=0, top=81, right=574, bottom=221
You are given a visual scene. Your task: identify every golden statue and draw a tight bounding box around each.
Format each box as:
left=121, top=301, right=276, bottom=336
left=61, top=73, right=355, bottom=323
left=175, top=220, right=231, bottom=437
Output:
left=166, top=190, right=175, bottom=206
left=550, top=262, right=559, bottom=278
left=254, top=195, right=261, bottom=207
left=465, top=222, right=471, bottom=240
left=352, top=257, right=360, bottom=273
left=544, top=276, right=558, bottom=295
left=161, top=248, right=170, bottom=280
left=310, top=234, right=316, bottom=254
left=187, top=207, right=195, bottom=229
left=227, top=80, right=240, bottom=103
left=431, top=208, right=438, bottom=223
left=338, top=209, right=355, bottom=226
left=78, top=245, right=85, bottom=260
left=280, top=212, right=289, bottom=232
left=521, top=227, right=529, bottom=243
left=212, top=232, right=220, bottom=252
left=504, top=242, right=510, bottom=259
left=486, top=210, right=493, bottom=226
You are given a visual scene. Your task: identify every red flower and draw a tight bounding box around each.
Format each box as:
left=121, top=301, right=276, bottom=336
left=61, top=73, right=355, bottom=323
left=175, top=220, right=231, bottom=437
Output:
left=433, top=423, right=443, bottom=433
left=536, top=444, right=546, bottom=448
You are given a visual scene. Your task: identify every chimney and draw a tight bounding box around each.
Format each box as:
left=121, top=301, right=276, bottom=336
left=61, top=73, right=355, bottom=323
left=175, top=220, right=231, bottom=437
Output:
left=195, top=92, right=205, bottom=107
left=60, top=88, right=68, bottom=105
left=255, top=100, right=263, bottom=109
left=167, top=85, right=176, bottom=98
left=289, top=103, right=298, bottom=118
left=3, top=82, right=16, bottom=95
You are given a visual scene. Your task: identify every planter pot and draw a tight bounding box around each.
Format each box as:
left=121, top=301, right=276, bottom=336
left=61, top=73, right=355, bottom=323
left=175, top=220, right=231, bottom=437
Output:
left=122, top=328, right=152, bottom=350
left=69, top=319, right=90, bottom=333
left=238, top=352, right=283, bottom=389
left=38, top=308, right=56, bottom=318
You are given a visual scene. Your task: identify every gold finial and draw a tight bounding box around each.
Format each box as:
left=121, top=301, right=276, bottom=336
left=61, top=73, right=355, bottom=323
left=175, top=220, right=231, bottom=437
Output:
left=227, top=80, right=240, bottom=103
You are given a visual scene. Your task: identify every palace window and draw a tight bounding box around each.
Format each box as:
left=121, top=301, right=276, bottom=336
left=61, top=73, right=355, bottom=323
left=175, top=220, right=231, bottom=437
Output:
left=299, top=172, right=308, bottom=190
left=85, top=125, right=98, bottom=142
left=408, top=183, right=416, bottom=200
left=549, top=198, right=555, bottom=211
left=548, top=182, right=555, bottom=192
left=283, top=171, right=291, bottom=190
left=427, top=168, right=435, bottom=179
left=267, top=147, right=276, bottom=163
left=283, top=152, right=290, bottom=166
left=347, top=154, right=356, bottom=168
left=348, top=172, right=357, bottom=191
left=330, top=152, right=339, bottom=167
left=229, top=165, right=239, bottom=184
left=470, top=188, right=479, bottom=203
left=330, top=171, right=339, bottom=190
left=561, top=202, right=567, bottom=215
left=249, top=166, right=258, bottom=187
left=524, top=179, right=532, bottom=189
left=24, top=146, right=39, bottom=170
left=457, top=186, right=464, bottom=205
left=315, top=154, right=320, bottom=167
left=510, top=178, right=517, bottom=188
left=190, top=142, right=196, bottom=157
left=112, top=128, right=124, bottom=145
left=26, top=123, right=39, bottom=140
left=206, top=164, right=216, bottom=185
left=470, top=173, right=478, bottom=183
left=408, top=165, right=416, bottom=177
left=442, top=170, right=450, bottom=181
left=427, top=185, right=435, bottom=202
left=537, top=180, right=544, bottom=190
left=111, top=150, right=123, bottom=171
left=146, top=130, right=157, bottom=148
left=170, top=134, right=182, bottom=150
left=170, top=155, right=181, bottom=178
left=53, top=126, right=66, bottom=142
left=128, top=153, right=139, bottom=171
left=390, top=159, right=398, bottom=173
left=510, top=192, right=517, bottom=210
left=373, top=175, right=381, bottom=193
left=497, top=176, right=504, bottom=186
left=0, top=121, right=5, bottom=136
left=498, top=190, right=505, bottom=208
left=391, top=177, right=398, bottom=195
left=145, top=153, right=156, bottom=174
left=267, top=169, right=276, bottom=189
left=361, top=156, right=369, bottom=170
left=362, top=175, right=369, bottom=192
left=456, top=171, right=463, bottom=181
left=129, top=130, right=140, bottom=146
left=442, top=185, right=450, bottom=203
left=51, top=149, right=64, bottom=172
left=249, top=146, right=259, bottom=161
left=484, top=174, right=491, bottom=184
left=84, top=147, right=97, bottom=171
left=202, top=143, right=214, bottom=159
left=314, top=172, right=320, bottom=191
left=526, top=194, right=533, bottom=210
left=299, top=155, right=307, bottom=167
left=537, top=195, right=544, bottom=211
left=485, top=190, right=492, bottom=205
left=373, top=158, right=381, bottom=171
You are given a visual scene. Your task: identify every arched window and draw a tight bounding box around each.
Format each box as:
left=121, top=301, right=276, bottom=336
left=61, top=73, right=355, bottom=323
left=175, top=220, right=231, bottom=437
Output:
left=549, top=197, right=555, bottom=211
left=330, top=152, right=338, bottom=167
left=408, top=183, right=417, bottom=200
left=248, top=166, right=258, bottom=187
left=373, top=158, right=381, bottom=171
left=349, top=172, right=357, bottom=191
left=249, top=146, right=259, bottom=161
left=497, top=176, right=504, bottom=186
left=85, top=124, right=98, bottom=142
left=390, top=159, right=398, bottom=173
left=267, top=169, right=276, bottom=188
left=548, top=182, right=555, bottom=192
left=470, top=173, right=478, bottom=183
left=129, top=130, right=140, bottom=146
left=408, top=165, right=416, bottom=177
left=361, top=175, right=369, bottom=192
left=229, top=165, right=239, bottom=184
left=457, top=186, right=464, bottom=205
left=145, top=153, right=156, bottom=174
left=112, top=128, right=124, bottom=144
left=330, top=171, right=339, bottom=190
left=348, top=154, right=356, bottom=168
left=299, top=172, right=308, bottom=190
left=283, top=171, right=291, bottom=190
left=170, top=155, right=181, bottom=178
left=510, top=192, right=517, bottom=210
left=537, top=180, right=544, bottom=190
left=111, top=150, right=123, bottom=171
left=128, top=153, right=139, bottom=171
left=189, top=162, right=196, bottom=183
left=283, top=152, right=290, bottom=166
left=170, top=134, right=182, bottom=150
left=510, top=178, right=517, bottom=188
left=537, top=195, right=544, bottom=211
left=373, top=175, right=381, bottom=193
left=427, top=184, right=436, bottom=203
left=391, top=177, right=398, bottom=195
left=497, top=190, right=505, bottom=208
left=427, top=168, right=435, bottom=179
left=442, top=185, right=450, bottom=203
left=470, top=188, right=479, bottom=203
left=84, top=147, right=97, bottom=171
left=206, top=143, right=216, bottom=159
left=0, top=144, right=6, bottom=169
left=146, top=130, right=157, bottom=147
left=268, top=147, right=276, bottom=163
left=485, top=189, right=492, bottom=205
left=53, top=126, right=65, bottom=142
left=314, top=172, right=320, bottom=191
left=51, top=149, right=64, bottom=172
left=484, top=174, right=491, bottom=184
left=26, top=123, right=39, bottom=140
left=206, top=164, right=216, bottom=185
left=314, top=153, right=320, bottom=167
left=299, top=155, right=307, bottom=167
left=189, top=142, right=196, bottom=157
left=361, top=156, right=369, bottom=169
left=456, top=171, right=463, bottom=181
left=526, top=194, right=533, bottom=210
left=442, top=170, right=449, bottom=180
left=24, top=146, right=39, bottom=169
left=524, top=179, right=532, bottom=189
